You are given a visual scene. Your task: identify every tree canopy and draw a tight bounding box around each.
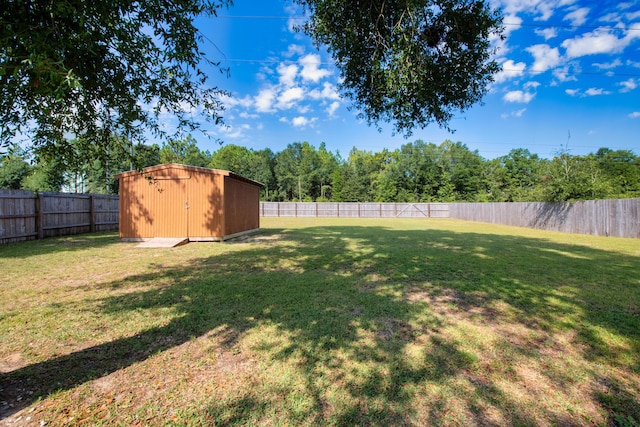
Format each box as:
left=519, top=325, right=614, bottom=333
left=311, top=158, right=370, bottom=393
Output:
left=2, top=0, right=504, bottom=154
left=297, top=0, right=503, bottom=135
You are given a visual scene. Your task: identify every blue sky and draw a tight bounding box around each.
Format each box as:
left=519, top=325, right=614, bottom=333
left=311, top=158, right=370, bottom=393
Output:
left=181, top=0, right=640, bottom=160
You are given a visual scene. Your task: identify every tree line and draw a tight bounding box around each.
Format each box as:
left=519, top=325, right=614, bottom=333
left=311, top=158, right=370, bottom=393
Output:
left=2, top=136, right=638, bottom=203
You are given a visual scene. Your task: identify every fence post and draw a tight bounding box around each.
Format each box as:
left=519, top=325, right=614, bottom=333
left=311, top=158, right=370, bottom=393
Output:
left=36, top=193, right=44, bottom=239
left=90, top=195, right=96, bottom=232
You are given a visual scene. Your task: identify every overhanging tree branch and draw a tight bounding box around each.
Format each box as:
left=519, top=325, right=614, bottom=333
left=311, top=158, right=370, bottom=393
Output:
left=295, top=0, right=504, bottom=136
left=0, top=0, right=232, bottom=150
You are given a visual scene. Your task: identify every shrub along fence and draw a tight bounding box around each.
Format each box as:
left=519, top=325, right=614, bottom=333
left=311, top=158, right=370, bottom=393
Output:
left=0, top=190, right=119, bottom=244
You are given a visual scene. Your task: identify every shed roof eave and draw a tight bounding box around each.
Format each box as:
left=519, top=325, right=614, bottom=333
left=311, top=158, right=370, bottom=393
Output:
left=114, top=163, right=264, bottom=187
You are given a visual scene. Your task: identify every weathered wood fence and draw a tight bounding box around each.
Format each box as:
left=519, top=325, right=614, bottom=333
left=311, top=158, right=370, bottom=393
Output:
left=260, top=200, right=639, bottom=238
left=0, top=190, right=119, bottom=244
left=448, top=199, right=640, bottom=238
left=260, top=202, right=450, bottom=218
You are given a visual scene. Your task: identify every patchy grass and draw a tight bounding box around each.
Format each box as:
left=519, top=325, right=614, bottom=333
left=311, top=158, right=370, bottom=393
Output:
left=1, top=218, right=639, bottom=426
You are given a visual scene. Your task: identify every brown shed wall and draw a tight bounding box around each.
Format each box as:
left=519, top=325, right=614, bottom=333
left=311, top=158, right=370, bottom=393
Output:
left=223, top=176, right=261, bottom=237
left=117, top=164, right=261, bottom=240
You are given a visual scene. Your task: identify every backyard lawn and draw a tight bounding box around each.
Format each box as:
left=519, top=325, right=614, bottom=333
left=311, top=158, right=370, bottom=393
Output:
left=1, top=218, right=639, bottom=426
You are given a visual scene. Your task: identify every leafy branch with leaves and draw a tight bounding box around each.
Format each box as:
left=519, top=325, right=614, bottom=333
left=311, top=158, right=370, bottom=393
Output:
left=1, top=0, right=231, bottom=150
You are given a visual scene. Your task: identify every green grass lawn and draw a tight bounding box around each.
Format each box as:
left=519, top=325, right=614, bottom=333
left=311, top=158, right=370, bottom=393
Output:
left=1, top=218, right=639, bottom=426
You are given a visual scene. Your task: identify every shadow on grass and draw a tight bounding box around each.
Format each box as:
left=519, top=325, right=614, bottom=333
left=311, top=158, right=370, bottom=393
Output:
left=0, top=232, right=120, bottom=258
left=1, top=225, right=639, bottom=424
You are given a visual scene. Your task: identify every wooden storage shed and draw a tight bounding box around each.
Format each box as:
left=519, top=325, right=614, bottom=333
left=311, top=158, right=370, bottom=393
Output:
left=116, top=163, right=262, bottom=241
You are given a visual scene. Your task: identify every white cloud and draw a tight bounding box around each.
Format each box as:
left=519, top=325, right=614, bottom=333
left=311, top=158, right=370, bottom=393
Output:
left=629, top=112, right=640, bottom=118
left=229, top=45, right=340, bottom=124
left=553, top=64, right=578, bottom=82
left=299, top=54, right=331, bottom=82
left=277, top=87, right=305, bottom=109
left=600, top=12, right=621, bottom=23
left=287, top=16, right=305, bottom=32
left=626, top=10, right=640, bottom=20
left=503, top=90, right=535, bottom=103
left=535, top=27, right=558, bottom=40
left=500, top=0, right=579, bottom=21
left=594, top=59, right=623, bottom=69
left=255, top=88, right=277, bottom=113
left=564, top=7, right=589, bottom=26
left=292, top=116, right=317, bottom=127
left=503, top=14, right=522, bottom=36
left=494, top=59, right=526, bottom=83
left=526, top=44, right=562, bottom=73
left=239, top=112, right=259, bottom=119
left=625, top=23, right=640, bottom=43
left=565, top=88, right=579, bottom=96
left=219, top=124, right=246, bottom=139
left=620, top=78, right=637, bottom=92
left=285, top=4, right=306, bottom=33
left=297, top=105, right=311, bottom=114
left=284, top=44, right=305, bottom=57
left=584, top=87, right=611, bottom=96
left=277, top=63, right=299, bottom=87
left=562, top=29, right=629, bottom=58
left=326, top=101, right=340, bottom=117
left=309, top=82, right=341, bottom=100
left=524, top=81, right=540, bottom=89
left=222, top=94, right=254, bottom=110
left=501, top=108, right=527, bottom=118
left=535, top=2, right=555, bottom=21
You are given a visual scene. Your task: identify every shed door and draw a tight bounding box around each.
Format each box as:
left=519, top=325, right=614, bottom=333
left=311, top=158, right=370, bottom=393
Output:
left=152, top=176, right=189, bottom=238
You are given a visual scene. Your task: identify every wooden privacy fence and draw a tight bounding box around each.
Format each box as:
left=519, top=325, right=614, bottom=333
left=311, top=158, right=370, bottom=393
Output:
left=260, top=202, right=450, bottom=218
left=261, top=200, right=639, bottom=238
left=2, top=195, right=638, bottom=243
left=448, top=199, right=640, bottom=239
left=0, top=190, right=119, bottom=244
